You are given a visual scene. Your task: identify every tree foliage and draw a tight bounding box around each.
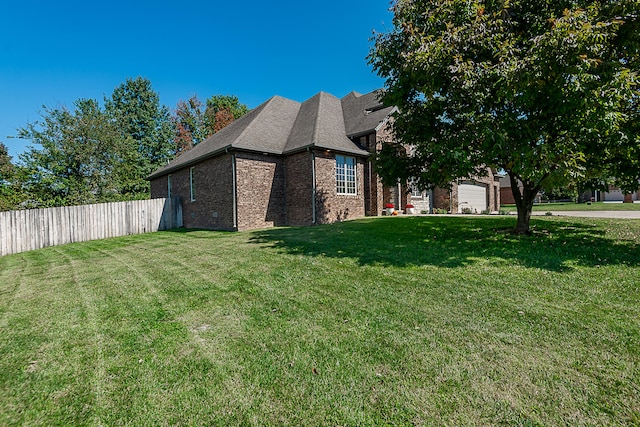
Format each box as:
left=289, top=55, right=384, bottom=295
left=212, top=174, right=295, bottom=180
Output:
left=0, top=142, right=24, bottom=211
left=174, top=96, right=208, bottom=155
left=370, top=0, right=639, bottom=234
left=10, top=77, right=248, bottom=209
left=0, top=142, right=13, bottom=184
left=18, top=99, right=127, bottom=206
left=105, top=77, right=175, bottom=194
left=172, top=94, right=248, bottom=155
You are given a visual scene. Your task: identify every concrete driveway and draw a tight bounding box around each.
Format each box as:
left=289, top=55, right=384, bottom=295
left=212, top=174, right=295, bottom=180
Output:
left=530, top=211, right=640, bottom=219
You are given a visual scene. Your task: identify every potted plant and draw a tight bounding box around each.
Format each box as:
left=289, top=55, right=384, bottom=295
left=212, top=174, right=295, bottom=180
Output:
left=384, top=203, right=395, bottom=215
left=405, top=204, right=415, bottom=214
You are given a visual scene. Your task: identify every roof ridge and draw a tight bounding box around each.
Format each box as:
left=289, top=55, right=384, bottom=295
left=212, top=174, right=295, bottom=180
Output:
left=311, top=91, right=340, bottom=145
left=231, top=96, right=284, bottom=149
left=310, top=92, right=323, bottom=145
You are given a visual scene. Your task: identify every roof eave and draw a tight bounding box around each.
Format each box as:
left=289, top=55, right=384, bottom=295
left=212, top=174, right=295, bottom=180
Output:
left=147, top=145, right=233, bottom=180
left=283, top=143, right=369, bottom=158
left=374, top=107, right=398, bottom=133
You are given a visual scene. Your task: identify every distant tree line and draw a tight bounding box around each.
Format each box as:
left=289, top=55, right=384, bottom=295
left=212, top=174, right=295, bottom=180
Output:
left=0, top=77, right=247, bottom=210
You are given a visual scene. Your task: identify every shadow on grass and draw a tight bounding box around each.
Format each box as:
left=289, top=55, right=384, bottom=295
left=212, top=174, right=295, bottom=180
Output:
left=248, top=216, right=640, bottom=272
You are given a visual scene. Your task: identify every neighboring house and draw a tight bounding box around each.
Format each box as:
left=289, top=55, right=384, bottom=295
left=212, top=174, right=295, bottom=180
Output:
left=433, top=174, right=501, bottom=213
left=148, top=90, right=500, bottom=231
left=581, top=185, right=640, bottom=203
left=499, top=174, right=541, bottom=206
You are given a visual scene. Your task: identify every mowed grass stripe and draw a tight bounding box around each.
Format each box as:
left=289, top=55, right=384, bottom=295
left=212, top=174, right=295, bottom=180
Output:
left=72, top=239, right=208, bottom=426
left=57, top=248, right=107, bottom=427
left=0, top=216, right=639, bottom=425
left=0, top=254, right=27, bottom=330
left=1, top=247, right=99, bottom=425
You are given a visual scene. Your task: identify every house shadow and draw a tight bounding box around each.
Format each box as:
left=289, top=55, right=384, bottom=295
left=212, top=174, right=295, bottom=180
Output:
left=248, top=216, right=640, bottom=272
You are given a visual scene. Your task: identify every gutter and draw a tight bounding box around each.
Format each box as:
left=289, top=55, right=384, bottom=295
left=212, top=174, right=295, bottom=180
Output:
left=309, top=147, right=317, bottom=224
left=284, top=143, right=369, bottom=158
left=231, top=152, right=238, bottom=230
left=148, top=141, right=368, bottom=181
left=147, top=144, right=234, bottom=180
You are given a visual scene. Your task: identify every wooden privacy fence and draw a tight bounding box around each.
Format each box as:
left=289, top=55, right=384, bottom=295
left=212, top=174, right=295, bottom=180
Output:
left=0, top=198, right=182, bottom=256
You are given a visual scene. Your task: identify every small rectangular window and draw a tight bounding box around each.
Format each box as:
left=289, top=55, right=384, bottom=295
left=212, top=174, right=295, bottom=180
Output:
left=189, top=167, right=196, bottom=201
left=409, top=178, right=422, bottom=198
left=336, top=155, right=356, bottom=195
left=167, top=174, right=172, bottom=198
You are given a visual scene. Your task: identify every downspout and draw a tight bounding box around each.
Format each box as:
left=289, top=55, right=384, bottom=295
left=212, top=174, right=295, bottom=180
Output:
left=310, top=147, right=316, bottom=224
left=368, top=160, right=372, bottom=216
left=231, top=152, right=238, bottom=230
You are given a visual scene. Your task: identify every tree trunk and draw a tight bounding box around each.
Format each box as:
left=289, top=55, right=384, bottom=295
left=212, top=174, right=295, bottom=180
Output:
left=510, top=174, right=538, bottom=235
left=514, top=196, right=534, bottom=235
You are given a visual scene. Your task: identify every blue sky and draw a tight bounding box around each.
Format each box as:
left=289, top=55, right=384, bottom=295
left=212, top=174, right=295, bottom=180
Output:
left=0, top=0, right=393, bottom=158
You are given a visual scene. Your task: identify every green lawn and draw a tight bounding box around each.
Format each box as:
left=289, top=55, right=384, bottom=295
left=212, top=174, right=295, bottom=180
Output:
left=501, top=201, right=640, bottom=212
left=1, top=216, right=639, bottom=426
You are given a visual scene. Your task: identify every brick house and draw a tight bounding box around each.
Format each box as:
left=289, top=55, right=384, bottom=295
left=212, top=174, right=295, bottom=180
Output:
left=148, top=90, right=500, bottom=231
left=580, top=185, right=640, bottom=203
left=499, top=174, right=542, bottom=206
left=433, top=175, right=500, bottom=213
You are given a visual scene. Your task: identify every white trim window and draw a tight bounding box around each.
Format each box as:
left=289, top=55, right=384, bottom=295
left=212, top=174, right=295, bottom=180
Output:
left=409, top=178, right=424, bottom=199
left=189, top=167, right=196, bottom=201
left=336, top=155, right=356, bottom=195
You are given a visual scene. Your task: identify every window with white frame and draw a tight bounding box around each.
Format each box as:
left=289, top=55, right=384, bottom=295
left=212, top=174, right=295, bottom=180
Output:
left=410, top=178, right=423, bottom=198
left=189, top=167, right=196, bottom=201
left=336, top=155, right=356, bottom=195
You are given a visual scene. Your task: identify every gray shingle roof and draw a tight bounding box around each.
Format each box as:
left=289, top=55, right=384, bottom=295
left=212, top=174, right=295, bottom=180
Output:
left=341, top=90, right=396, bottom=137
left=148, top=89, right=390, bottom=180
left=285, top=92, right=363, bottom=154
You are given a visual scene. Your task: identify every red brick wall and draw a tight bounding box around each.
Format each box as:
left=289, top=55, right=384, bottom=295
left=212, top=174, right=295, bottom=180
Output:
left=353, top=133, right=384, bottom=216
left=150, top=176, right=168, bottom=199
left=151, top=149, right=369, bottom=231
left=189, top=155, right=235, bottom=230
left=501, top=188, right=516, bottom=205
left=150, top=155, right=235, bottom=230
left=285, top=151, right=314, bottom=226
left=235, top=153, right=285, bottom=230
left=433, top=187, right=451, bottom=212
left=374, top=122, right=412, bottom=214
left=313, top=152, right=365, bottom=224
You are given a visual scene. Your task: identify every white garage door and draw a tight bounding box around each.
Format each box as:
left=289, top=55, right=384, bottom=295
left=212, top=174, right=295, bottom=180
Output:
left=603, top=189, right=624, bottom=202
left=458, top=184, right=487, bottom=213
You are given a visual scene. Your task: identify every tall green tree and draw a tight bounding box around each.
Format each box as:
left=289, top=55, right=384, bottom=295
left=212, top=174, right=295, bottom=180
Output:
left=0, top=142, right=13, bottom=184
left=172, top=94, right=248, bottom=155
left=174, top=95, right=208, bottom=155
left=105, top=77, right=175, bottom=195
left=0, top=142, right=23, bottom=211
left=370, top=0, right=639, bottom=234
left=205, top=94, right=248, bottom=129
left=18, top=99, right=124, bottom=206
